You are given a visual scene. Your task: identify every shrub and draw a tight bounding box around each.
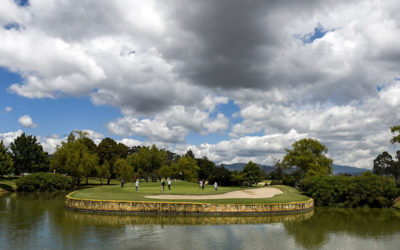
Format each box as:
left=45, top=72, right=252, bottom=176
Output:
left=299, top=172, right=399, bottom=208
left=16, top=172, right=73, bottom=191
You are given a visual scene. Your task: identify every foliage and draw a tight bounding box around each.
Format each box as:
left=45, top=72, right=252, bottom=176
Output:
left=10, top=133, right=49, bottom=174
left=230, top=170, right=245, bottom=186
left=390, top=125, right=400, bottom=144
left=51, top=133, right=98, bottom=186
left=172, top=156, right=199, bottom=181
left=299, top=172, right=399, bottom=208
left=281, top=138, right=332, bottom=176
left=97, top=138, right=127, bottom=184
left=127, top=145, right=167, bottom=181
left=0, top=140, right=13, bottom=177
left=373, top=151, right=400, bottom=180
left=96, top=161, right=111, bottom=185
left=16, top=172, right=73, bottom=191
left=208, top=165, right=232, bottom=186
left=242, top=161, right=263, bottom=186
left=197, top=157, right=216, bottom=180
left=158, top=165, right=172, bottom=178
left=114, top=158, right=133, bottom=181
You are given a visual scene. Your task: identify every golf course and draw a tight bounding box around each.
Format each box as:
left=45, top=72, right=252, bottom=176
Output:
left=65, top=181, right=313, bottom=214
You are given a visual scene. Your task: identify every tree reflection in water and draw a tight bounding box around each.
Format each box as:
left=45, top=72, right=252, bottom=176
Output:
left=284, top=207, right=400, bottom=249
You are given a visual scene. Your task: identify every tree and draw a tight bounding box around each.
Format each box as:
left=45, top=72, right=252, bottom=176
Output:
left=0, top=140, right=13, bottom=177
left=390, top=126, right=400, bottom=144
left=96, top=161, right=110, bottom=186
left=10, top=133, right=49, bottom=174
left=242, top=161, right=263, bottom=186
left=209, top=165, right=232, bottom=186
left=171, top=156, right=199, bottom=181
left=373, top=151, right=395, bottom=176
left=158, top=165, right=172, bottom=178
left=185, top=149, right=195, bottom=159
left=97, top=138, right=127, bottom=184
left=197, top=156, right=216, bottom=180
left=114, top=158, right=133, bottom=181
left=127, top=145, right=166, bottom=181
left=281, top=138, right=333, bottom=176
left=51, top=136, right=98, bottom=186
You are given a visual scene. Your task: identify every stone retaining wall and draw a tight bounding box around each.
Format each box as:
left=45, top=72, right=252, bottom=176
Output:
left=65, top=194, right=314, bottom=214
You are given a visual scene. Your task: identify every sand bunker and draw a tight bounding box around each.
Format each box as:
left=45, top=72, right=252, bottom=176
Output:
left=145, top=187, right=283, bottom=200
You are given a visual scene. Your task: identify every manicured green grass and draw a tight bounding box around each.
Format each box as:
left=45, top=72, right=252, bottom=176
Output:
left=0, top=177, right=18, bottom=191
left=69, top=181, right=310, bottom=204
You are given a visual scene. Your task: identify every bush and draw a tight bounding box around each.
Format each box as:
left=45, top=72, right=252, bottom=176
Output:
left=299, top=172, right=399, bottom=208
left=16, top=172, right=73, bottom=191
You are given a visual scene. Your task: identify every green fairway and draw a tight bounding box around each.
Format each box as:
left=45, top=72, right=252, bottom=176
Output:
left=68, top=181, right=310, bottom=204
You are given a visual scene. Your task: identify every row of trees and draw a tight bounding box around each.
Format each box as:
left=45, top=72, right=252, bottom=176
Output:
left=0, top=133, right=48, bottom=177
left=1, top=130, right=265, bottom=187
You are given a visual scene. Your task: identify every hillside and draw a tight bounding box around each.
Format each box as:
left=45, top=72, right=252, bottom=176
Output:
left=222, top=163, right=368, bottom=175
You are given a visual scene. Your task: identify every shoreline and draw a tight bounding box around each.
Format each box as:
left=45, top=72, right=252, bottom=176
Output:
left=65, top=193, right=314, bottom=214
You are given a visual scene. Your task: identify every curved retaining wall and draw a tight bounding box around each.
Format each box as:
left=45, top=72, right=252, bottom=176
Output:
left=65, top=193, right=314, bottom=214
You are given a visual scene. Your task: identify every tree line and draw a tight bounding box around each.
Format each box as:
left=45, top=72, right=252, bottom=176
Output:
left=0, top=130, right=264, bottom=187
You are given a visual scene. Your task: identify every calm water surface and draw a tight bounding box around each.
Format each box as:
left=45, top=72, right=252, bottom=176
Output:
left=1, top=192, right=400, bottom=250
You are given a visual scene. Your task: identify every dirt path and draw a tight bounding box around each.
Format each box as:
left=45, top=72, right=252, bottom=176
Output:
left=145, top=187, right=283, bottom=200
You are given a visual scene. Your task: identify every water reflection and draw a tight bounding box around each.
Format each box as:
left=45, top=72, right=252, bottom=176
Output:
left=64, top=209, right=314, bottom=226
left=2, top=192, right=400, bottom=250
left=284, top=207, right=400, bottom=249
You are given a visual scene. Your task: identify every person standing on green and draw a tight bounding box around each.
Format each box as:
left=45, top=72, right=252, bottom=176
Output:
left=136, top=179, right=139, bottom=192
left=167, top=178, right=172, bottom=191
left=121, top=177, right=125, bottom=188
left=161, top=178, right=166, bottom=192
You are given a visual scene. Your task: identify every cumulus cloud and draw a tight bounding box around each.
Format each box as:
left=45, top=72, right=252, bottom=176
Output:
left=1, top=0, right=400, bottom=167
left=173, top=129, right=308, bottom=165
left=0, top=130, right=23, bottom=146
left=18, top=114, right=37, bottom=128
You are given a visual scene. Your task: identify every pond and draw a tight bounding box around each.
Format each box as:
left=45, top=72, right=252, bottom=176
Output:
left=1, top=192, right=400, bottom=249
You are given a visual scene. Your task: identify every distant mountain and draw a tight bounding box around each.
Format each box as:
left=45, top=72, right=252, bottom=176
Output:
left=332, top=164, right=369, bottom=175
left=222, top=162, right=369, bottom=175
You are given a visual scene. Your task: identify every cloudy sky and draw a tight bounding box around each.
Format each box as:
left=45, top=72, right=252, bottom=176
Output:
left=1, top=0, right=400, bottom=168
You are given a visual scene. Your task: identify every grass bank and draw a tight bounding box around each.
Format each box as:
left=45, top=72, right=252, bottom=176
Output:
left=68, top=181, right=310, bottom=204
left=0, top=177, right=18, bottom=192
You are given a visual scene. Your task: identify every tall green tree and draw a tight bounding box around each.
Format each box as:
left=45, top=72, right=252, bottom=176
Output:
left=51, top=134, right=98, bottom=186
left=170, top=156, right=199, bottom=181
left=373, top=151, right=395, bottom=176
left=0, top=140, right=13, bottom=177
left=96, top=160, right=111, bottom=186
left=127, top=145, right=166, bottom=180
left=197, top=156, right=216, bottom=180
left=10, top=133, right=49, bottom=174
left=281, top=138, right=333, bottom=176
left=97, top=138, right=127, bottom=184
left=242, top=161, right=263, bottom=186
left=114, top=158, right=133, bottom=181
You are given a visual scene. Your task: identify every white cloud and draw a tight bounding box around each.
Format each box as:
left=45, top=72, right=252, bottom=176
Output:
left=175, top=129, right=308, bottom=165
left=5, top=106, right=12, bottom=112
left=0, top=130, right=23, bottom=146
left=18, top=115, right=37, bottom=128
left=1, top=0, right=400, bottom=168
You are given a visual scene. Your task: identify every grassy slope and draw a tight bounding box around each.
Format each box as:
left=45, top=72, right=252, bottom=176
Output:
left=0, top=177, right=17, bottom=191
left=69, top=181, right=310, bottom=204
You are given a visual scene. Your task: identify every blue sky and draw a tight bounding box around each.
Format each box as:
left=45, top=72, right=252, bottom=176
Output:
left=1, top=0, right=400, bottom=168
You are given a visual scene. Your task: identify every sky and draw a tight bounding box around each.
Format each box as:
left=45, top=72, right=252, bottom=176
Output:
left=1, top=0, right=400, bottom=168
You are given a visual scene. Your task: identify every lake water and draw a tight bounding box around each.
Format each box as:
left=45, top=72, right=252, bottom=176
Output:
left=1, top=192, right=400, bottom=250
